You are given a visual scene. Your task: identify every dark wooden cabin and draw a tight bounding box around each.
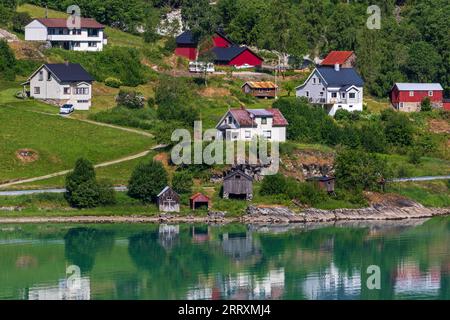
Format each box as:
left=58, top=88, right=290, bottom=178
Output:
left=241, top=81, right=278, bottom=99
left=306, top=176, right=335, bottom=194
left=190, top=193, right=210, bottom=210
left=223, top=170, right=253, bottom=200
left=157, top=186, right=180, bottom=212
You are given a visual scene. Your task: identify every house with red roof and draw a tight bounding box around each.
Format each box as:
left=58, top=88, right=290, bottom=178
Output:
left=25, top=18, right=107, bottom=51
left=321, top=51, right=356, bottom=68
left=175, top=30, right=264, bottom=67
left=390, top=83, right=444, bottom=112
left=216, top=106, right=288, bottom=141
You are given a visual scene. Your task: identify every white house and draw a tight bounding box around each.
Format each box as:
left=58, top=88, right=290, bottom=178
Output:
left=25, top=18, right=107, bottom=51
left=296, top=65, right=364, bottom=116
left=24, top=63, right=94, bottom=110
left=216, top=107, right=288, bottom=142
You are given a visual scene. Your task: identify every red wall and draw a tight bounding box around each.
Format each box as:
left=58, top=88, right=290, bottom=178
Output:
left=213, top=35, right=232, bottom=48
left=228, top=49, right=263, bottom=67
left=444, top=102, right=450, bottom=111
left=391, top=87, right=443, bottom=103
left=175, top=47, right=197, bottom=61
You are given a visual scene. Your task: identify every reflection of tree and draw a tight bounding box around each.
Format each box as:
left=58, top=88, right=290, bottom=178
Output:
left=64, top=228, right=115, bottom=273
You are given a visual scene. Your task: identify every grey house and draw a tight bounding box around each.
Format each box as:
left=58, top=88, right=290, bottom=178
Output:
left=223, top=170, right=253, bottom=200
left=157, top=186, right=180, bottom=213
left=296, top=65, right=364, bottom=116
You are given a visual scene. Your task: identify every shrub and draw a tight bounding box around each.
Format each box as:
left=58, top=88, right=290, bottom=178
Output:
left=420, top=97, right=432, bottom=112
left=172, top=171, right=193, bottom=194
left=360, top=122, right=386, bottom=153
left=116, top=89, right=145, bottom=109
left=147, top=97, right=155, bottom=108
left=128, top=161, right=168, bottom=203
left=97, top=180, right=117, bottom=205
left=70, top=180, right=101, bottom=208
left=12, top=12, right=32, bottom=33
left=0, top=40, right=16, bottom=80
left=382, top=110, right=414, bottom=147
left=297, top=182, right=328, bottom=206
left=105, top=77, right=122, bottom=88
left=260, top=174, right=288, bottom=196
left=408, top=148, right=422, bottom=164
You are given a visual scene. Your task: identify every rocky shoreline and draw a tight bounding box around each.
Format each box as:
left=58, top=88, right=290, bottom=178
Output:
left=0, top=202, right=448, bottom=224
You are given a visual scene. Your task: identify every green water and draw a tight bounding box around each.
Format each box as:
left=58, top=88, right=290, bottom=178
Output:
left=0, top=217, right=449, bottom=300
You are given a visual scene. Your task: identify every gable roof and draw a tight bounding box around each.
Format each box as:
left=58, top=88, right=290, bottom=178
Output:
left=225, top=107, right=288, bottom=127
left=242, top=81, right=278, bottom=89
left=176, top=30, right=198, bottom=45
left=316, top=66, right=364, bottom=87
left=212, top=46, right=247, bottom=62
left=157, top=186, right=179, bottom=198
left=214, top=29, right=235, bottom=45
left=393, top=83, right=443, bottom=91
left=321, top=51, right=354, bottom=66
left=44, top=63, right=94, bottom=82
left=224, top=170, right=253, bottom=181
left=265, top=108, right=289, bottom=127
left=190, top=193, right=210, bottom=202
left=36, top=18, right=104, bottom=29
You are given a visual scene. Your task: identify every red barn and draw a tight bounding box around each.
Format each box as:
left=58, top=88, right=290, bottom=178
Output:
left=212, top=46, right=263, bottom=67
left=444, top=99, right=450, bottom=111
left=390, top=83, right=444, bottom=112
left=321, top=51, right=356, bottom=68
left=212, top=30, right=234, bottom=48
left=175, top=30, right=198, bottom=61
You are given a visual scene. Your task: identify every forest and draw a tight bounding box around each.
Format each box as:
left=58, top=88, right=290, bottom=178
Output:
left=3, top=0, right=445, bottom=98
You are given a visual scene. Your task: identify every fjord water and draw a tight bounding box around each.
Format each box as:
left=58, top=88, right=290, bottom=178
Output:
left=0, top=218, right=449, bottom=300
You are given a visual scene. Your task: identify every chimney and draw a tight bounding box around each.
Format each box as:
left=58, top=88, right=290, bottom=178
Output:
left=334, top=63, right=340, bottom=71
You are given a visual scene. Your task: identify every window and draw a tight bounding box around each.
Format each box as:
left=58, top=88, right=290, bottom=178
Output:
left=338, top=105, right=342, bottom=108
left=428, top=91, right=433, bottom=97
left=331, top=92, right=337, bottom=98
left=263, top=130, right=272, bottom=139
left=63, top=87, right=71, bottom=94
left=88, top=42, right=97, bottom=47
left=320, top=92, right=324, bottom=96
left=245, top=130, right=251, bottom=139
left=313, top=78, right=316, bottom=84
left=261, top=117, right=267, bottom=125
left=47, top=72, right=51, bottom=81
left=58, top=28, right=64, bottom=35
left=73, top=29, right=81, bottom=35
left=88, top=29, right=99, bottom=37
left=305, top=91, right=309, bottom=97
left=235, top=175, right=241, bottom=179
left=75, top=87, right=89, bottom=95
left=409, top=91, right=414, bottom=97
left=349, top=93, right=356, bottom=99
left=341, top=92, right=346, bottom=98
left=228, top=116, right=233, bottom=124
left=318, top=78, right=321, bottom=84
left=38, top=71, right=43, bottom=81
left=73, top=42, right=80, bottom=47
left=34, top=87, right=40, bottom=94
left=349, top=105, right=353, bottom=108
left=48, top=28, right=55, bottom=35
left=77, top=100, right=89, bottom=103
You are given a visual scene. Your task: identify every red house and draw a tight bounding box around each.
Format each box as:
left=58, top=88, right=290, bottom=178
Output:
left=444, top=99, right=450, bottom=111
left=321, top=51, right=356, bottom=68
left=190, top=193, right=210, bottom=210
left=390, top=83, right=444, bottom=112
left=175, top=30, right=198, bottom=61
left=175, top=29, right=264, bottom=67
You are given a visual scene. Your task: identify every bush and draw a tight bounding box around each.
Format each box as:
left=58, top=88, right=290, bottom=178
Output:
left=334, top=109, right=361, bottom=121
left=12, top=12, right=32, bottom=33
left=164, top=37, right=177, bottom=53
left=420, top=97, right=432, bottom=112
left=408, top=148, right=422, bottom=164
left=105, top=77, right=122, bottom=88
left=296, top=182, right=328, bottom=206
left=260, top=174, right=288, bottom=196
left=172, top=171, right=193, bottom=194
left=382, top=110, right=414, bottom=147
left=360, top=122, right=386, bottom=153
left=65, top=158, right=115, bottom=208
left=0, top=40, right=16, bottom=80
left=116, top=89, right=145, bottom=109
left=128, top=161, right=168, bottom=203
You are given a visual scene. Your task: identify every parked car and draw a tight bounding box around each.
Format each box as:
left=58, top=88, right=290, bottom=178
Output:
left=60, top=104, right=75, bottom=115
left=189, top=61, right=215, bottom=73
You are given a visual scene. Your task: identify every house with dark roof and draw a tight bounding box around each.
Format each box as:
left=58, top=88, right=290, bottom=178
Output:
left=321, top=51, right=356, bottom=68
left=296, top=65, right=364, bottom=116
left=242, top=81, right=278, bottom=98
left=25, top=18, right=107, bottom=51
left=24, top=63, right=94, bottom=110
left=223, top=170, right=253, bottom=200
left=390, top=83, right=444, bottom=112
left=216, top=106, right=288, bottom=141
left=175, top=29, right=264, bottom=67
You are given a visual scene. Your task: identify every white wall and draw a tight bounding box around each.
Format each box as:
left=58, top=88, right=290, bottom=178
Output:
left=25, top=20, right=48, bottom=41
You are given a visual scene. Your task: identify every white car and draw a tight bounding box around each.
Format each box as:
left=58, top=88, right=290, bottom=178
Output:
left=60, top=104, right=75, bottom=115
left=189, top=62, right=215, bottom=73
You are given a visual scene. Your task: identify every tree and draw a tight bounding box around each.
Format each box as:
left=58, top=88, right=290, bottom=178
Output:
left=405, top=42, right=442, bottom=83
left=382, top=110, right=414, bottom=147
left=172, top=171, right=193, bottom=194
left=360, top=122, right=387, bottom=153
left=334, top=148, right=389, bottom=191
left=116, top=89, right=145, bottom=109
left=0, top=40, right=16, bottom=80
left=181, top=0, right=218, bottom=40
left=11, top=12, right=32, bottom=33
left=128, top=161, right=168, bottom=203
left=143, top=8, right=160, bottom=43
left=282, top=81, right=295, bottom=97
left=420, top=97, right=432, bottom=112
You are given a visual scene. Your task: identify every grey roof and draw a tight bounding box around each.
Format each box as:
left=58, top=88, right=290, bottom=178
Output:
left=157, top=186, right=171, bottom=197
left=45, top=63, right=94, bottom=82
left=224, top=169, right=253, bottom=181
left=176, top=30, right=198, bottom=45
left=212, top=46, right=247, bottom=62
left=394, top=83, right=443, bottom=91
left=316, top=66, right=364, bottom=87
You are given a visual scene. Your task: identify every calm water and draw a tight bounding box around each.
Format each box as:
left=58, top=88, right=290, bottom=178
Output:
left=0, top=217, right=449, bottom=300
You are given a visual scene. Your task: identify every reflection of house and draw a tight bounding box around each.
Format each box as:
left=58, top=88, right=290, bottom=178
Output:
left=191, top=226, right=210, bottom=243
left=25, top=18, right=107, bottom=51
left=223, top=170, right=253, bottom=200
left=157, top=186, right=180, bottom=212
left=28, top=277, right=90, bottom=300
left=158, top=224, right=179, bottom=249
left=23, top=63, right=94, bottom=110
left=221, top=232, right=259, bottom=261
left=394, top=262, right=441, bottom=297
left=241, top=81, right=278, bottom=99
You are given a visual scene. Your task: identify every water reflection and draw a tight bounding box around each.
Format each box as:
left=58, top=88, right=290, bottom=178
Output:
left=0, top=217, right=448, bottom=300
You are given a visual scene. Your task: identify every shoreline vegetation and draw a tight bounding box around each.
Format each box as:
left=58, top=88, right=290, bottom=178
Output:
left=0, top=204, right=448, bottom=224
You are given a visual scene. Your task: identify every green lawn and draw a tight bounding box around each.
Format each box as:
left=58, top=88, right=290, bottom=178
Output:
left=385, top=153, right=450, bottom=177
left=388, top=181, right=450, bottom=208
left=0, top=103, right=154, bottom=184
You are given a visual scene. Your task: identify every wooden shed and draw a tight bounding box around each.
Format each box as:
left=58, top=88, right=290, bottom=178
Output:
left=223, top=170, right=253, bottom=200
left=306, top=176, right=335, bottom=194
left=157, top=186, right=180, bottom=212
left=241, top=81, right=278, bottom=98
left=190, top=193, right=210, bottom=210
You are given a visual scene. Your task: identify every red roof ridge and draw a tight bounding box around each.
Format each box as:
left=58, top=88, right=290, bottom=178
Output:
left=36, top=17, right=105, bottom=29
left=321, top=51, right=354, bottom=66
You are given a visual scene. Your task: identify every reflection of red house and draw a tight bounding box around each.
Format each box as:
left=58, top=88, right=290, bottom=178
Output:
left=175, top=30, right=264, bottom=67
